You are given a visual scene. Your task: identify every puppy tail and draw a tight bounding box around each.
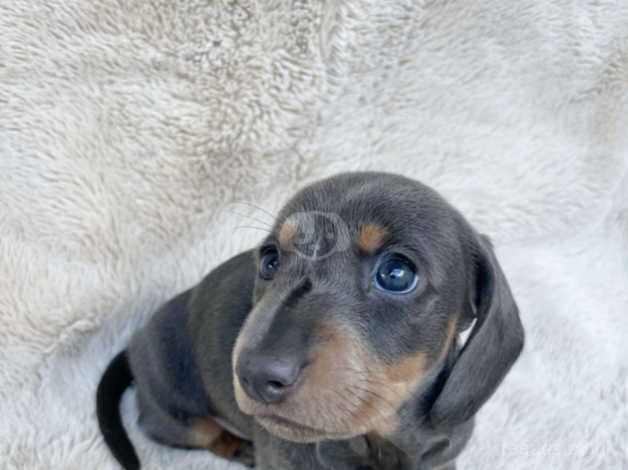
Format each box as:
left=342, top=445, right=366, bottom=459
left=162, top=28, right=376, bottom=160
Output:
left=96, top=350, right=140, bottom=470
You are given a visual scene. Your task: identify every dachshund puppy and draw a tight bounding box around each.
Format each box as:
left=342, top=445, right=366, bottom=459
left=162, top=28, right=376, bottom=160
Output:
left=97, top=172, right=524, bottom=469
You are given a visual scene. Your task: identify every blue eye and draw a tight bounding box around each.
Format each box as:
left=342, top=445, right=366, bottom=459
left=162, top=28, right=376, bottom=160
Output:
left=259, top=248, right=279, bottom=280
left=374, top=256, right=418, bottom=293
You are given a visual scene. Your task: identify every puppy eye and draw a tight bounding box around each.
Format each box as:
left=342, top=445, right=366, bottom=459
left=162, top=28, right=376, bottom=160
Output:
left=374, top=255, right=418, bottom=294
left=259, top=247, right=280, bottom=280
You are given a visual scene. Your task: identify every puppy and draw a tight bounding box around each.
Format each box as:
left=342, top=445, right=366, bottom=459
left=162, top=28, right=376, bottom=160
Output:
left=97, top=172, right=524, bottom=469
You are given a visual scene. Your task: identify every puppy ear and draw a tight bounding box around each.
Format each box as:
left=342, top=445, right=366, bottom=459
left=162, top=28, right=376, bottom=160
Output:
left=430, top=233, right=524, bottom=427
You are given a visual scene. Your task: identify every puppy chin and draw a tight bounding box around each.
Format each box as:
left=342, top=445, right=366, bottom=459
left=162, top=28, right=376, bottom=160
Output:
left=254, top=415, right=354, bottom=443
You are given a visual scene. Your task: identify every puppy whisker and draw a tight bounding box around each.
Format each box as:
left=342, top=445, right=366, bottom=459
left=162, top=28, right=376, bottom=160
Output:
left=233, top=225, right=273, bottom=234
left=227, top=210, right=274, bottom=229
left=228, top=200, right=278, bottom=220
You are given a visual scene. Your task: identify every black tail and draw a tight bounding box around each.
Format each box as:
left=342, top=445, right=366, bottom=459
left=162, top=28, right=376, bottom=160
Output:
left=96, top=351, right=140, bottom=470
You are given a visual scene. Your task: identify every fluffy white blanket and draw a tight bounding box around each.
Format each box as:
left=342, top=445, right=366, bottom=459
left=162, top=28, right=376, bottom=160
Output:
left=1, top=1, right=626, bottom=468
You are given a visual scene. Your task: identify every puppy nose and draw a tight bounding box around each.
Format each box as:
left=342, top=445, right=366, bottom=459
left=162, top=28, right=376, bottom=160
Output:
left=236, top=353, right=302, bottom=404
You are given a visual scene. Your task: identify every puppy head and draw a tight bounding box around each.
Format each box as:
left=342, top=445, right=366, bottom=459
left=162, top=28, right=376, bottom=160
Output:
left=232, top=172, right=523, bottom=442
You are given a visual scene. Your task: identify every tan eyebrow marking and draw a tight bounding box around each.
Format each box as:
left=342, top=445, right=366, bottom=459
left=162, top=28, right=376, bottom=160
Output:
left=357, top=223, right=390, bottom=254
left=278, top=217, right=298, bottom=248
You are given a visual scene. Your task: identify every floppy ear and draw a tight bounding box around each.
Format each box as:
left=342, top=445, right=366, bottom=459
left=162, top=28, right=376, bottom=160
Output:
left=430, top=234, right=524, bottom=427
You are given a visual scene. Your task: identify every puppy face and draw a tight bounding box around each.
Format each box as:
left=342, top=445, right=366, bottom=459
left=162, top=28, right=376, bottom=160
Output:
left=232, top=172, right=523, bottom=442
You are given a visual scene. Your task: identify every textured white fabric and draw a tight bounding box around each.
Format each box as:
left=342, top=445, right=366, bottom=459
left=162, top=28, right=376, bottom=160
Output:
left=1, top=1, right=627, bottom=468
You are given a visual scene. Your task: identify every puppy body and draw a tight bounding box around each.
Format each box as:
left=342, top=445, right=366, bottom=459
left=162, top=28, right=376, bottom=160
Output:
left=97, top=172, right=523, bottom=469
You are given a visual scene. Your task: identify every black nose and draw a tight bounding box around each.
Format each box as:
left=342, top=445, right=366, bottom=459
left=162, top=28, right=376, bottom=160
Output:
left=236, top=353, right=302, bottom=404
